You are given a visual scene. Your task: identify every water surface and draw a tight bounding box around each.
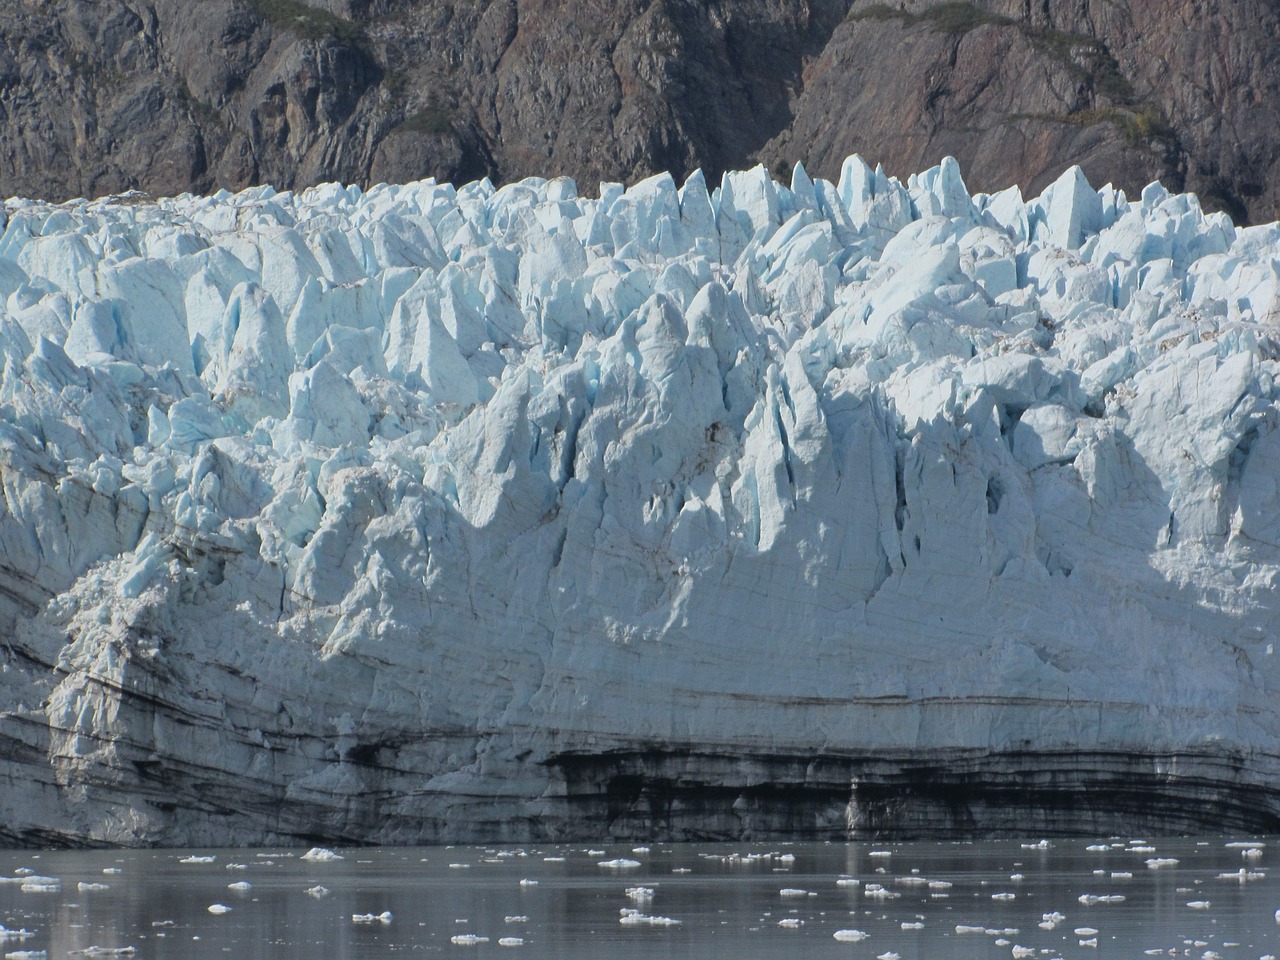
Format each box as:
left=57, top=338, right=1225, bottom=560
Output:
left=0, top=837, right=1276, bottom=958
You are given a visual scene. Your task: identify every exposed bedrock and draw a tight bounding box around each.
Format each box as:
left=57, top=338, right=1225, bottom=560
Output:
left=2, top=0, right=1280, bottom=223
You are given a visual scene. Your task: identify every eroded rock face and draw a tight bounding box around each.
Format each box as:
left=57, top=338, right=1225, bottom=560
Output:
left=1, top=156, right=1279, bottom=845
left=2, top=0, right=1279, bottom=224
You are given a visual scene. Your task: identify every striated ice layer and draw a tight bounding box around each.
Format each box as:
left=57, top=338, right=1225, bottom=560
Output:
left=1, top=157, right=1279, bottom=845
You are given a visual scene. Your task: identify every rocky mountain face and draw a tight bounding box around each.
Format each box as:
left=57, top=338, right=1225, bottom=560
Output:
left=1, top=0, right=1278, bottom=223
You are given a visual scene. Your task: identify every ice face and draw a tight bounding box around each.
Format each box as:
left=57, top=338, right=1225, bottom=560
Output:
left=0, top=159, right=1278, bottom=844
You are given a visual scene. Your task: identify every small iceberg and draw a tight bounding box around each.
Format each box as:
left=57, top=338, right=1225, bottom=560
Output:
left=301, top=847, right=343, bottom=862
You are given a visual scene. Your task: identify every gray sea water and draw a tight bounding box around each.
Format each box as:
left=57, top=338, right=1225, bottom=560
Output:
left=0, top=838, right=1276, bottom=958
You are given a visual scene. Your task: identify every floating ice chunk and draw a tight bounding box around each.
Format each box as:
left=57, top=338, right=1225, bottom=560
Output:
left=450, top=934, right=489, bottom=944
left=618, top=912, right=680, bottom=927
left=503, top=916, right=528, bottom=924
left=352, top=912, right=392, bottom=923
left=863, top=883, right=899, bottom=900
left=598, top=859, right=641, bottom=869
left=77, top=882, right=109, bottom=891
left=777, top=918, right=803, bottom=928
left=779, top=888, right=809, bottom=898
left=207, top=904, right=230, bottom=914
left=179, top=855, right=215, bottom=864
left=18, top=878, right=59, bottom=893
left=836, top=878, right=859, bottom=887
left=1186, top=900, right=1211, bottom=909
left=900, top=922, right=923, bottom=930
left=1078, top=894, right=1125, bottom=904
left=1011, top=948, right=1035, bottom=959
left=625, top=887, right=655, bottom=902
left=1075, top=927, right=1099, bottom=936
left=68, top=950, right=136, bottom=957
left=832, top=929, right=869, bottom=942
left=1146, top=858, right=1179, bottom=869
left=4, top=950, right=46, bottom=959
left=305, top=886, right=329, bottom=898
left=300, top=847, right=343, bottom=862
left=497, top=938, right=524, bottom=947
left=1085, top=844, right=1110, bottom=852
left=991, top=892, right=1016, bottom=901
left=519, top=879, right=538, bottom=887
left=227, top=881, right=252, bottom=891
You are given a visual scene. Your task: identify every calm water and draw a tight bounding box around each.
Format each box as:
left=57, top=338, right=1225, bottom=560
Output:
left=0, top=838, right=1276, bottom=958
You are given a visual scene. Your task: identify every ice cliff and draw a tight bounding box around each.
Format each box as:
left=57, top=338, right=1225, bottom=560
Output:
left=2, top=156, right=1279, bottom=845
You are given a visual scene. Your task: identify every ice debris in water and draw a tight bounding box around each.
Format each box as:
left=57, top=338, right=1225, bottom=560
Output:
left=352, top=912, right=392, bottom=923
left=305, top=885, right=330, bottom=898
left=18, top=878, right=59, bottom=894
left=619, top=909, right=681, bottom=926
left=598, top=859, right=642, bottom=869
left=207, top=904, right=230, bottom=914
left=833, top=930, right=869, bottom=942
left=301, top=848, right=343, bottom=862
left=3, top=153, right=1280, bottom=846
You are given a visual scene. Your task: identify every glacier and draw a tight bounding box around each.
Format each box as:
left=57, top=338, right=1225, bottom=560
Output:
left=1, top=155, right=1279, bottom=845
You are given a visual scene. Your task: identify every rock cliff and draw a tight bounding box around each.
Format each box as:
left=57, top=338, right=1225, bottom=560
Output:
left=2, top=0, right=1279, bottom=224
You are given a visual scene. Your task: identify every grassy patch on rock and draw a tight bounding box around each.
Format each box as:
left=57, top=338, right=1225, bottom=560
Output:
left=248, top=0, right=366, bottom=45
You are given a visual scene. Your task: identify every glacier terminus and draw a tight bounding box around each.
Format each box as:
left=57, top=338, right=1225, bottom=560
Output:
left=1, top=155, right=1279, bottom=845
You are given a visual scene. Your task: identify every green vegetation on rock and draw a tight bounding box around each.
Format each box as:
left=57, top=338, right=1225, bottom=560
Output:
left=248, top=0, right=366, bottom=45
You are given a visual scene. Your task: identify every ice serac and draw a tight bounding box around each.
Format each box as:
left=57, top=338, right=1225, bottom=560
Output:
left=1, top=158, right=1279, bottom=846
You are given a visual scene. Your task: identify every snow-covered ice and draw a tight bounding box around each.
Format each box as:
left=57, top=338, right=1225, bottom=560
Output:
left=1, top=156, right=1280, bottom=843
